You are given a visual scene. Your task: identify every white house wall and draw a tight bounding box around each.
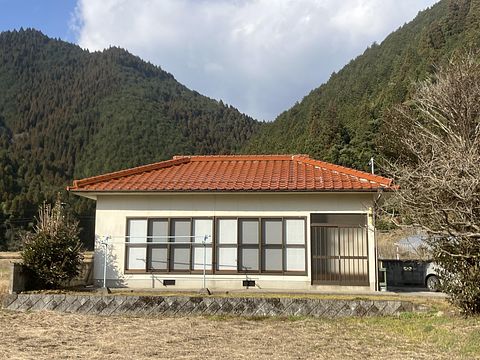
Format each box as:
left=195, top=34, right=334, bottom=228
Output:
left=93, top=193, right=377, bottom=291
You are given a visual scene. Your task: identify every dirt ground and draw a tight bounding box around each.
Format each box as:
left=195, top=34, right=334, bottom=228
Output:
left=0, top=309, right=478, bottom=360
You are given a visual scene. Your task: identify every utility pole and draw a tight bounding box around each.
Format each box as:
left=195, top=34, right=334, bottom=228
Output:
left=368, top=157, right=374, bottom=175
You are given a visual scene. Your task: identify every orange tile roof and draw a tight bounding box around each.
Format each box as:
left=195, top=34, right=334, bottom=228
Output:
left=67, top=155, right=394, bottom=193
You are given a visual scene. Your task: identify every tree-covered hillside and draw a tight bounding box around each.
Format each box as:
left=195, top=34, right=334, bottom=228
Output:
left=0, top=29, right=260, bottom=249
left=244, top=0, right=480, bottom=170
left=2, top=0, right=479, bottom=249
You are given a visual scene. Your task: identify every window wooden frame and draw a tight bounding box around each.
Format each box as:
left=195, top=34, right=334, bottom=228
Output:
left=215, top=216, right=307, bottom=276
left=261, top=218, right=283, bottom=273
left=238, top=218, right=261, bottom=273
left=215, top=217, right=238, bottom=273
left=125, top=217, right=148, bottom=273
left=147, top=218, right=169, bottom=271
left=125, top=216, right=307, bottom=276
left=310, top=213, right=369, bottom=286
left=191, top=218, right=214, bottom=273
left=125, top=217, right=214, bottom=274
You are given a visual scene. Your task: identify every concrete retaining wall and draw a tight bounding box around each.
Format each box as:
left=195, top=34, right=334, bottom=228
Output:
left=2, top=252, right=94, bottom=293
left=9, top=263, right=33, bottom=294
left=1, top=293, right=425, bottom=318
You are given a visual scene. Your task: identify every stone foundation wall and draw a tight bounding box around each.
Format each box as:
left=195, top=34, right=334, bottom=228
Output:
left=1, top=293, right=426, bottom=318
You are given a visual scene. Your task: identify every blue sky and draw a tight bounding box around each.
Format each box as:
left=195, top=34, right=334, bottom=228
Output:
left=1, top=0, right=439, bottom=121
left=0, top=0, right=77, bottom=42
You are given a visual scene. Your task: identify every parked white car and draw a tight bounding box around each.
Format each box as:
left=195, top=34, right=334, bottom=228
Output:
left=425, top=262, right=440, bottom=292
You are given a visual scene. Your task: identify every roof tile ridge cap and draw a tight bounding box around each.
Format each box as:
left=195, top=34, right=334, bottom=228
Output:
left=295, top=156, right=393, bottom=186
left=72, top=157, right=191, bottom=188
left=291, top=154, right=310, bottom=160
left=188, top=154, right=293, bottom=161
left=173, top=155, right=192, bottom=160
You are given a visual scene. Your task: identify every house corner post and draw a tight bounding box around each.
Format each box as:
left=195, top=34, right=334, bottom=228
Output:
left=367, top=206, right=377, bottom=291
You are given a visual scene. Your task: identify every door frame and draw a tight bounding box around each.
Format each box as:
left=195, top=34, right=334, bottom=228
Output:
left=310, top=221, right=369, bottom=286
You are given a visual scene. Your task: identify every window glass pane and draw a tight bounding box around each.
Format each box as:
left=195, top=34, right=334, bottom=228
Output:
left=241, top=248, right=259, bottom=271
left=127, top=247, right=146, bottom=270
left=264, top=248, right=282, bottom=271
left=285, top=219, right=305, bottom=244
left=337, top=228, right=367, bottom=257
left=357, top=228, right=368, bottom=256
left=193, top=246, right=212, bottom=270
left=263, top=219, right=282, bottom=244
left=286, top=248, right=305, bottom=271
left=172, top=219, right=191, bottom=243
left=171, top=246, right=190, bottom=270
left=193, top=219, right=213, bottom=243
left=217, top=247, right=237, bottom=270
left=320, top=227, right=338, bottom=256
left=149, top=247, right=168, bottom=270
left=324, top=257, right=339, bottom=276
left=128, top=219, right=147, bottom=243
left=240, top=219, right=259, bottom=244
left=217, top=219, right=237, bottom=244
left=150, top=219, right=168, bottom=242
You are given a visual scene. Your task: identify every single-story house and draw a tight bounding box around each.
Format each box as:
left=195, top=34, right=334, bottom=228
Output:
left=68, top=154, right=393, bottom=291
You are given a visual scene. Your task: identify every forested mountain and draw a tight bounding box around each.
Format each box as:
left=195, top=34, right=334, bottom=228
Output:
left=0, top=29, right=259, bottom=249
left=244, top=0, right=480, bottom=170
left=1, top=0, right=479, bottom=249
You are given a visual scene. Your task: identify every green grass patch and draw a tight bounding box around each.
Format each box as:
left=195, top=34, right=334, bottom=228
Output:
left=202, top=311, right=480, bottom=357
left=347, top=312, right=480, bottom=357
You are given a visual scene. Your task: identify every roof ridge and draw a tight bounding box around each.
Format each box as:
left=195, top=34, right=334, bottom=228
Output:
left=293, top=155, right=392, bottom=186
left=68, top=157, right=191, bottom=189
left=182, top=154, right=304, bottom=161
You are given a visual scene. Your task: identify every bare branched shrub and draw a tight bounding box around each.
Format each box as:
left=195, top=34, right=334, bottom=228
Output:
left=382, top=52, right=480, bottom=314
left=21, top=199, right=83, bottom=288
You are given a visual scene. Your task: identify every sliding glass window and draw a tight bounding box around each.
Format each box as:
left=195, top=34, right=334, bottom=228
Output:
left=192, top=219, right=213, bottom=270
left=239, top=219, right=260, bottom=272
left=148, top=219, right=168, bottom=271
left=126, top=217, right=306, bottom=274
left=125, top=218, right=213, bottom=273
left=262, top=219, right=283, bottom=272
left=215, top=217, right=306, bottom=274
left=285, top=219, right=306, bottom=271
left=216, top=219, right=237, bottom=271
left=126, top=219, right=148, bottom=270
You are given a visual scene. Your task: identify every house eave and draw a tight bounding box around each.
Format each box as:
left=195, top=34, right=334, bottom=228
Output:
left=69, top=188, right=392, bottom=201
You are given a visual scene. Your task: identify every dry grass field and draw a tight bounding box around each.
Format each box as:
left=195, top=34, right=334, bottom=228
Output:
left=0, top=309, right=478, bottom=360
left=0, top=251, right=477, bottom=359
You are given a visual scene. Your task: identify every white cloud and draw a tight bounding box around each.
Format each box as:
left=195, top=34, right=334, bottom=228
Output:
left=73, top=0, right=439, bottom=121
